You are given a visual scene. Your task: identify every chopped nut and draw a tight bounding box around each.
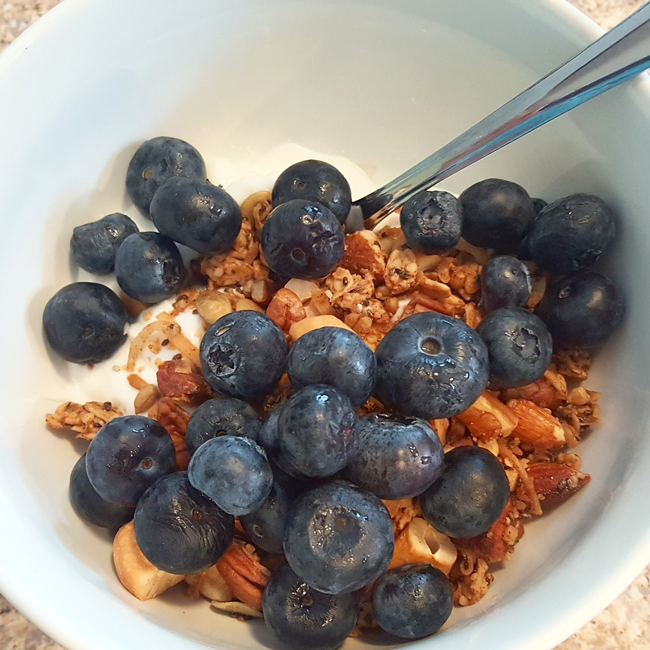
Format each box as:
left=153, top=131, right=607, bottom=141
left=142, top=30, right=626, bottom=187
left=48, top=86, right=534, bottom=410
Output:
left=284, top=278, right=320, bottom=302
left=340, top=230, right=387, bottom=280
left=235, top=298, right=264, bottom=312
left=113, top=521, right=184, bottom=601
left=266, top=288, right=307, bottom=333
left=456, top=391, right=519, bottom=441
left=310, top=287, right=338, bottom=315
left=216, top=542, right=270, bottom=612
left=389, top=517, right=457, bottom=575
left=526, top=462, right=591, bottom=507
left=289, top=315, right=353, bottom=341
left=415, top=252, right=443, bottom=272
left=250, top=279, right=275, bottom=305
left=127, top=374, right=148, bottom=391
left=196, top=290, right=233, bottom=324
left=384, top=248, right=418, bottom=295
left=240, top=190, right=272, bottom=235
left=507, top=399, right=566, bottom=449
left=185, top=565, right=233, bottom=602
left=376, top=226, right=406, bottom=255
left=464, top=302, right=482, bottom=328
left=416, top=272, right=452, bottom=301
left=134, top=384, right=160, bottom=414
left=527, top=272, right=549, bottom=309
left=430, top=419, right=450, bottom=446
left=148, top=397, right=191, bottom=470
left=156, top=358, right=211, bottom=407
left=45, top=401, right=124, bottom=441
left=501, top=367, right=567, bottom=410
left=382, top=498, right=421, bottom=536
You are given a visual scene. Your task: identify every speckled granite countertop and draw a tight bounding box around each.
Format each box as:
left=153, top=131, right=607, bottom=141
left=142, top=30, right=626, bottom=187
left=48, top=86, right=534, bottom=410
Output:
left=1, top=1, right=649, bottom=649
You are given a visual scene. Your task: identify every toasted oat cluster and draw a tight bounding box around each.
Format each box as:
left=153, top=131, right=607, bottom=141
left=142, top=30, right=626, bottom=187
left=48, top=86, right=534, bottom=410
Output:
left=47, top=187, right=601, bottom=625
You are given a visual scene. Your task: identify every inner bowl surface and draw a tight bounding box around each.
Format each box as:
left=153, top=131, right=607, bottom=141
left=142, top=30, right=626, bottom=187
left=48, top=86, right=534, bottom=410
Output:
left=1, top=1, right=650, bottom=650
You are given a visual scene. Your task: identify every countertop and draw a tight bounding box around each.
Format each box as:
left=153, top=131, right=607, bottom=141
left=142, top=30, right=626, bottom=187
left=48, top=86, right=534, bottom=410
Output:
left=1, top=0, right=649, bottom=649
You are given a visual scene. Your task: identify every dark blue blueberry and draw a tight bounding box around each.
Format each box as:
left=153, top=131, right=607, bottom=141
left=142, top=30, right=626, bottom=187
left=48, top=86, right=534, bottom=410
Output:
left=185, top=397, right=261, bottom=455
left=188, top=436, right=273, bottom=516
left=126, top=136, right=206, bottom=216
left=420, top=446, right=509, bottom=538
left=345, top=414, right=444, bottom=500
left=85, top=415, right=176, bottom=507
left=374, top=312, right=489, bottom=420
left=261, top=200, right=344, bottom=279
left=278, top=385, right=358, bottom=478
left=240, top=477, right=294, bottom=554
left=272, top=160, right=352, bottom=224
left=200, top=311, right=287, bottom=400
left=479, top=255, right=532, bottom=313
left=114, top=232, right=185, bottom=303
left=536, top=271, right=625, bottom=349
left=263, top=564, right=358, bottom=650
left=70, top=213, right=139, bottom=274
left=459, top=178, right=536, bottom=253
left=372, top=564, right=453, bottom=639
left=69, top=455, right=134, bottom=530
left=258, top=406, right=304, bottom=478
left=287, top=327, right=376, bottom=407
left=283, top=480, right=394, bottom=594
left=527, top=194, right=617, bottom=274
left=400, top=190, right=463, bottom=254
left=531, top=198, right=547, bottom=214
left=150, top=177, right=242, bottom=254
left=134, top=471, right=234, bottom=574
left=477, top=307, right=553, bottom=388
left=43, top=282, right=128, bottom=364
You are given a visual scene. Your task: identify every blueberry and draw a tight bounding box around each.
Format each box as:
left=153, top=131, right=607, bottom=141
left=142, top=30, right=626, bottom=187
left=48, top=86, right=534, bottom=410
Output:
left=459, top=178, right=536, bottom=252
left=134, top=471, right=234, bottom=574
left=200, top=311, right=287, bottom=400
left=278, top=385, right=359, bottom=478
left=263, top=564, right=358, bottom=650
left=373, top=564, right=453, bottom=639
left=261, top=200, right=344, bottom=279
left=126, top=137, right=206, bottom=215
left=69, top=455, right=134, bottom=530
left=257, top=406, right=303, bottom=478
left=287, top=327, right=376, bottom=407
left=185, top=397, right=261, bottom=455
left=70, top=213, right=139, bottom=274
left=400, top=190, right=463, bottom=253
left=284, top=480, right=394, bottom=594
left=43, top=282, right=128, bottom=364
left=85, top=415, right=176, bottom=507
left=114, top=232, right=185, bottom=303
left=536, top=270, right=625, bottom=349
left=527, top=194, right=617, bottom=275
left=150, top=177, right=242, bottom=254
left=477, top=307, right=553, bottom=388
left=345, top=414, right=444, bottom=500
left=420, top=446, right=509, bottom=538
left=272, top=160, right=352, bottom=224
left=479, top=255, right=532, bottom=313
left=188, top=436, right=273, bottom=516
left=240, top=477, right=294, bottom=554
left=374, top=312, right=489, bottom=419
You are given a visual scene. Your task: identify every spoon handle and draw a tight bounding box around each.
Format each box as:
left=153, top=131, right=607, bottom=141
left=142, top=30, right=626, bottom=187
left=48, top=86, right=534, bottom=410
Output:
left=356, top=2, right=650, bottom=229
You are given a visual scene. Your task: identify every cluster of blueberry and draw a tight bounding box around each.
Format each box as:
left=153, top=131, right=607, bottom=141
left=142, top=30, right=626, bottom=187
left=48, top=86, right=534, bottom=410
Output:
left=46, top=135, right=626, bottom=650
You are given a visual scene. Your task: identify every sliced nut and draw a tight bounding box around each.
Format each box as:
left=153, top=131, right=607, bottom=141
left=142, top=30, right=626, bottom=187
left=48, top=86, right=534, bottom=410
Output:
left=389, top=517, right=457, bottom=575
left=415, top=252, right=443, bottom=272
left=185, top=565, right=233, bottom=602
left=266, top=288, right=307, bottom=332
left=113, top=521, right=184, bottom=601
left=196, top=290, right=233, bottom=324
left=456, top=391, right=519, bottom=441
left=310, top=287, right=337, bottom=315
left=235, top=298, right=264, bottom=312
left=211, top=601, right=263, bottom=618
left=507, top=399, right=566, bottom=449
left=250, top=279, right=275, bottom=305
left=526, top=462, right=591, bottom=506
left=284, top=278, right=320, bottom=302
left=127, top=374, right=148, bottom=390
left=289, top=315, right=354, bottom=341
left=382, top=497, right=421, bottom=536
left=340, top=230, right=387, bottom=280
left=134, top=383, right=160, bottom=414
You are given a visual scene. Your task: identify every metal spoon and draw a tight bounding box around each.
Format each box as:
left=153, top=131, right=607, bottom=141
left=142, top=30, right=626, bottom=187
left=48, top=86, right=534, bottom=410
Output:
left=352, top=2, right=650, bottom=230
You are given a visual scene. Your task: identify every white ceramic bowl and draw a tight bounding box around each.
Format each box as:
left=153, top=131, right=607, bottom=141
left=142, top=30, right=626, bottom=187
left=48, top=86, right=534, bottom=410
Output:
left=1, top=1, right=649, bottom=649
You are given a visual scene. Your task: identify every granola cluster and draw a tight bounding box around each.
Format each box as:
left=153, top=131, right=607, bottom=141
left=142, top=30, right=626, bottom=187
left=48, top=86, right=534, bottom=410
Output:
left=45, top=189, right=604, bottom=625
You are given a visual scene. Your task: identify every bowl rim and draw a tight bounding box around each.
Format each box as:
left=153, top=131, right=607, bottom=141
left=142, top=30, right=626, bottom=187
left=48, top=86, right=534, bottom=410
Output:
left=2, top=1, right=650, bottom=650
